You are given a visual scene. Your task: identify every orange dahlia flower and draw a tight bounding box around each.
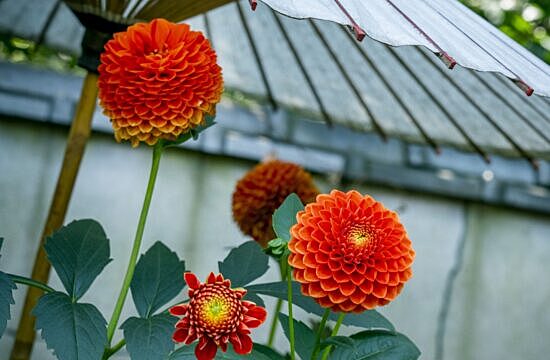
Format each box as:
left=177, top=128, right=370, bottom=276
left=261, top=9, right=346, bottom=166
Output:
left=98, top=18, right=223, bottom=147
left=288, top=190, right=414, bottom=313
left=169, top=272, right=267, bottom=360
left=232, top=160, right=319, bottom=247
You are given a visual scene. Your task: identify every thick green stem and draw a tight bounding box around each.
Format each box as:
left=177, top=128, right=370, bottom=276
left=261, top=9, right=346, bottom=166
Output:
left=311, top=308, right=331, bottom=360
left=105, top=143, right=163, bottom=344
left=7, top=274, right=54, bottom=293
left=321, top=313, right=346, bottom=360
left=267, top=261, right=286, bottom=347
left=102, top=339, right=125, bottom=360
left=286, top=256, right=295, bottom=360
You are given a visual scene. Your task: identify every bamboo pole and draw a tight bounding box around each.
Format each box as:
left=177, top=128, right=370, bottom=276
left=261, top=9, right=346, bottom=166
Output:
left=10, top=72, right=99, bottom=360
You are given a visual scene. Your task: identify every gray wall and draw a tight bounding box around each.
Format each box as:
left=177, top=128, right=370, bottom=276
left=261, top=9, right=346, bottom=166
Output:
left=0, top=119, right=549, bottom=359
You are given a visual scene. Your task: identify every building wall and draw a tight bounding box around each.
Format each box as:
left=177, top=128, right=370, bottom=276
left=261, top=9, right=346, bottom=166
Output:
left=0, top=119, right=549, bottom=359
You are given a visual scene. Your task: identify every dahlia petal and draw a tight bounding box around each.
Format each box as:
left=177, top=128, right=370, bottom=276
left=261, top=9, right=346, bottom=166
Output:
left=328, top=290, right=347, bottom=304
left=319, top=278, right=339, bottom=291
left=207, top=272, right=217, bottom=284
left=184, top=272, right=200, bottom=290
left=373, top=283, right=388, bottom=298
left=339, top=282, right=356, bottom=296
left=169, top=304, right=188, bottom=316
left=195, top=336, right=218, bottom=360
left=304, top=267, right=318, bottom=282
left=376, top=271, right=390, bottom=284
left=315, top=264, right=332, bottom=279
left=230, top=332, right=253, bottom=355
left=350, top=288, right=367, bottom=304
left=245, top=306, right=267, bottom=324
left=172, top=328, right=190, bottom=343
left=366, top=268, right=377, bottom=281
left=359, top=280, right=374, bottom=294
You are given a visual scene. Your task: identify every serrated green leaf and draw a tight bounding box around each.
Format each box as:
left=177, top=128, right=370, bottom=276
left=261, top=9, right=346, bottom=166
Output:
left=218, top=241, right=269, bottom=287
left=247, top=281, right=395, bottom=332
left=0, top=238, right=17, bottom=338
left=33, top=292, right=107, bottom=360
left=121, top=313, right=177, bottom=360
left=272, top=194, right=304, bottom=242
left=0, top=271, right=16, bottom=338
left=44, top=219, right=111, bottom=300
left=131, top=241, right=185, bottom=318
left=327, top=331, right=420, bottom=360
left=168, top=343, right=273, bottom=359
left=243, top=291, right=265, bottom=308
left=279, top=313, right=316, bottom=360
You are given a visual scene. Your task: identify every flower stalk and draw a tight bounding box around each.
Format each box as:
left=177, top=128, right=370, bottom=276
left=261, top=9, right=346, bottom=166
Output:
left=286, top=255, right=296, bottom=360
left=311, top=308, right=331, bottom=360
left=321, top=313, right=346, bottom=360
left=105, top=141, right=164, bottom=344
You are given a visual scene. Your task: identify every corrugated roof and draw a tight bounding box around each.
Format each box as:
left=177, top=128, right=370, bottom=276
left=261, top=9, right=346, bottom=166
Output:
left=0, top=0, right=549, bottom=163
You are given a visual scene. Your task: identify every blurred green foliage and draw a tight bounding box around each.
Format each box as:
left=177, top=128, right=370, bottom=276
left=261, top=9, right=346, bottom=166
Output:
left=461, top=0, right=550, bottom=63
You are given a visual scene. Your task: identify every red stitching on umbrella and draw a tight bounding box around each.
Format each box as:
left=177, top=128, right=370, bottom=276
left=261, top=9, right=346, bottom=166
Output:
left=333, top=0, right=366, bottom=41
left=385, top=0, right=457, bottom=69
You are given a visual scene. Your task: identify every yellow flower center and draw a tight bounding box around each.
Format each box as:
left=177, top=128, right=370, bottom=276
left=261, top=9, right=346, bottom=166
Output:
left=348, top=225, right=373, bottom=248
left=199, top=296, right=231, bottom=326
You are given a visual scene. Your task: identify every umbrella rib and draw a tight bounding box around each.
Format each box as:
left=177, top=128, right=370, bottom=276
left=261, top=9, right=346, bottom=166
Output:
left=447, top=0, right=550, bottom=81
left=384, top=0, right=456, bottom=69
left=419, top=0, right=534, bottom=96
left=271, top=11, right=333, bottom=126
left=343, top=26, right=488, bottom=161
left=332, top=0, right=365, bottom=41
left=309, top=21, right=389, bottom=142
left=414, top=48, right=540, bottom=169
left=378, top=44, right=490, bottom=162
left=493, top=75, right=550, bottom=125
left=235, top=1, right=278, bottom=110
left=468, top=72, right=550, bottom=144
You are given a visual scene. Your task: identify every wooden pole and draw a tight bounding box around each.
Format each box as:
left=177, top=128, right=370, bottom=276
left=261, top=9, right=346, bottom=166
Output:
left=10, top=72, right=99, bottom=360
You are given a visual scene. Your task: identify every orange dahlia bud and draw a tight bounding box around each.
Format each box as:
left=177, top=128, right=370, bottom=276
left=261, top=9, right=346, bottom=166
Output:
left=232, top=160, right=319, bottom=247
left=288, top=190, right=415, bottom=313
left=98, top=18, right=223, bottom=147
left=170, top=272, right=267, bottom=360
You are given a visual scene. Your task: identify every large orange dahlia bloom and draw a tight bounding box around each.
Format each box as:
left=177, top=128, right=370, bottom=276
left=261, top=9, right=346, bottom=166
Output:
left=232, top=160, right=319, bottom=247
left=169, top=272, right=266, bottom=360
left=98, top=18, right=223, bottom=147
left=288, top=190, right=414, bottom=313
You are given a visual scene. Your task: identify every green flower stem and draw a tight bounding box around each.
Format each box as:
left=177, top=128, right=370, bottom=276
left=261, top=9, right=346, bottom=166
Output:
left=321, top=313, right=346, bottom=360
left=286, top=255, right=296, bottom=360
left=105, top=142, right=164, bottom=344
left=102, top=339, right=125, bottom=360
left=311, top=308, right=331, bottom=360
left=7, top=273, right=55, bottom=293
left=267, top=261, right=286, bottom=347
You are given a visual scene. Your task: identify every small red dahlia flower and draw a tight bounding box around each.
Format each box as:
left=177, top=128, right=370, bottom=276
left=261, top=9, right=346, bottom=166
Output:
left=170, top=272, right=267, bottom=360
left=232, top=160, right=319, bottom=247
left=288, top=190, right=414, bottom=313
left=98, top=18, right=223, bottom=147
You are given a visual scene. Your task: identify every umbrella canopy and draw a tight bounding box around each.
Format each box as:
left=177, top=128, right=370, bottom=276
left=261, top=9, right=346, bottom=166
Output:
left=0, top=0, right=549, bottom=165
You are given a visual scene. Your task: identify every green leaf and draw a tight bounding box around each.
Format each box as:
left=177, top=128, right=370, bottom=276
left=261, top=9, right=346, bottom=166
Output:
left=168, top=343, right=273, bottom=359
left=44, top=219, right=111, bottom=300
left=218, top=241, right=269, bottom=287
left=33, top=292, right=107, bottom=360
left=279, top=313, right=316, bottom=360
left=163, top=115, right=216, bottom=147
left=121, top=313, right=177, bottom=360
left=0, top=271, right=16, bottom=337
left=272, top=193, right=304, bottom=242
left=131, top=241, right=185, bottom=318
left=247, top=281, right=395, bottom=332
left=327, top=331, right=420, bottom=360
left=243, top=291, right=265, bottom=308
left=252, top=343, right=287, bottom=359
left=0, top=238, right=17, bottom=338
